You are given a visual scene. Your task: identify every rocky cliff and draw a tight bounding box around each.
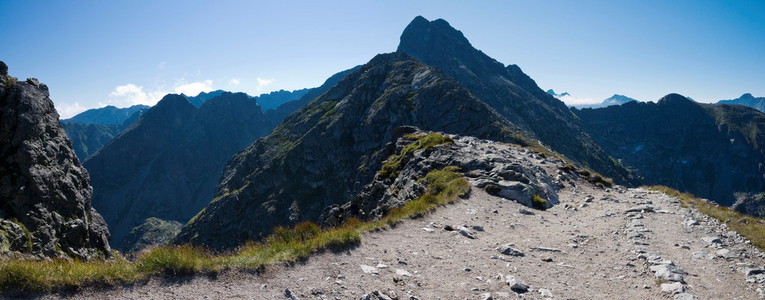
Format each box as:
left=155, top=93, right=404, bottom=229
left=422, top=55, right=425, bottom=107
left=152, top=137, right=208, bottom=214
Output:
left=397, top=16, right=629, bottom=182
left=574, top=93, right=765, bottom=206
left=0, top=62, right=111, bottom=259
left=176, top=52, right=535, bottom=249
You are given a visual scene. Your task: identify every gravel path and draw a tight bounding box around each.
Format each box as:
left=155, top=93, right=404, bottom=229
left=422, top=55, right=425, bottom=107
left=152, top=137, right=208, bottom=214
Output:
left=37, top=180, right=765, bottom=299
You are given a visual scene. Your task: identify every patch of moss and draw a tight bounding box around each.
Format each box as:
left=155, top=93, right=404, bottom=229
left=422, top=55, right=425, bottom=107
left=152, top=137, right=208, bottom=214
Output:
left=378, top=133, right=454, bottom=179
left=531, top=195, right=547, bottom=210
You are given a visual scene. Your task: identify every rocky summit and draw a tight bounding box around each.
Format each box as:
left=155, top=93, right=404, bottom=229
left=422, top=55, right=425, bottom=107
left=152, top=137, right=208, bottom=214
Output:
left=0, top=62, right=110, bottom=259
left=397, top=17, right=629, bottom=183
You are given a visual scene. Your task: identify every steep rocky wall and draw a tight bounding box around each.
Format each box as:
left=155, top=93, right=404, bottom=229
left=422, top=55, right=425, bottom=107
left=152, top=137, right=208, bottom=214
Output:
left=0, top=62, right=110, bottom=259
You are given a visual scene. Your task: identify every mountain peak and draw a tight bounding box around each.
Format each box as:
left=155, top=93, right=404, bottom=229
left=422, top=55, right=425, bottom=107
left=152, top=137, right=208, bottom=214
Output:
left=657, top=93, right=695, bottom=106
left=397, top=16, right=472, bottom=62
left=740, top=93, right=755, bottom=100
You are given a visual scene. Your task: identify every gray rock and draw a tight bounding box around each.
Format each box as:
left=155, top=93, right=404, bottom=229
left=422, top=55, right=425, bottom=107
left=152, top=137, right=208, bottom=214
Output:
left=539, top=288, right=553, bottom=298
left=360, top=265, right=379, bottom=274
left=0, top=71, right=110, bottom=259
left=480, top=293, right=493, bottom=300
left=674, top=293, right=694, bottom=300
left=652, top=264, right=687, bottom=282
left=691, top=252, right=715, bottom=260
left=701, top=236, right=722, bottom=245
left=458, top=226, right=476, bottom=239
left=284, top=288, right=300, bottom=300
left=661, top=282, right=685, bottom=294
left=519, top=208, right=535, bottom=215
left=497, top=244, right=525, bottom=256
left=625, top=205, right=655, bottom=213
left=532, top=247, right=562, bottom=253
left=742, top=268, right=765, bottom=276
left=506, top=276, right=529, bottom=293
left=0, top=61, right=7, bottom=76
left=395, top=269, right=412, bottom=277
left=715, top=248, right=738, bottom=259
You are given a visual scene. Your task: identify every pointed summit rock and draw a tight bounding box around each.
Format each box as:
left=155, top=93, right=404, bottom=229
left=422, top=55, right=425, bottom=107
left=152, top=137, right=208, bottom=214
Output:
left=0, top=62, right=111, bottom=259
left=398, top=16, right=628, bottom=182
left=176, top=52, right=526, bottom=249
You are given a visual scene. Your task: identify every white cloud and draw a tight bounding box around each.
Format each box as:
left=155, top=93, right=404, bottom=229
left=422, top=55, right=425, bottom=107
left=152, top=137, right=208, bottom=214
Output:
left=228, top=78, right=240, bottom=86
left=157, top=61, right=167, bottom=70
left=256, top=77, right=273, bottom=91
left=174, top=80, right=213, bottom=96
left=556, top=94, right=600, bottom=106
left=108, top=83, right=160, bottom=106
left=57, top=102, right=88, bottom=119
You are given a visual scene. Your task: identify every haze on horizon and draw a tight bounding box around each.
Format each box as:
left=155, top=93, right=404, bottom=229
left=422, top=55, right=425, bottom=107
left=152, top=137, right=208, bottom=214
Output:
left=1, top=0, right=763, bottom=118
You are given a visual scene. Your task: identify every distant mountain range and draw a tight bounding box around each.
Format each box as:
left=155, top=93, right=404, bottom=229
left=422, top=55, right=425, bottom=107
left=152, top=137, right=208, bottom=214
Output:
left=61, top=88, right=312, bottom=161
left=718, top=93, right=765, bottom=113
left=547, top=89, right=638, bottom=109
left=574, top=94, right=765, bottom=205
left=84, top=69, right=354, bottom=250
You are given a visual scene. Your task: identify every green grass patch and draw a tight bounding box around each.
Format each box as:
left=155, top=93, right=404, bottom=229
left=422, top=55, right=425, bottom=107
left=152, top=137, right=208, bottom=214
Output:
left=531, top=195, right=547, bottom=210
left=1, top=167, right=469, bottom=295
left=646, top=185, right=765, bottom=251
left=378, top=133, right=454, bottom=179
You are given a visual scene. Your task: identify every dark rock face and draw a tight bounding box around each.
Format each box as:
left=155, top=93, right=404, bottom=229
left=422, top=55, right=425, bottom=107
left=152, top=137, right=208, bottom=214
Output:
left=718, top=93, right=765, bottom=113
left=396, top=17, right=629, bottom=183
left=575, top=93, right=765, bottom=206
left=176, top=53, right=528, bottom=249
left=0, top=63, right=110, bottom=259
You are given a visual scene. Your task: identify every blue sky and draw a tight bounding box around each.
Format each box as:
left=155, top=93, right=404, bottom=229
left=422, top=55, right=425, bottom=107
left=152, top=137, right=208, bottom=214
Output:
left=1, top=0, right=763, bottom=118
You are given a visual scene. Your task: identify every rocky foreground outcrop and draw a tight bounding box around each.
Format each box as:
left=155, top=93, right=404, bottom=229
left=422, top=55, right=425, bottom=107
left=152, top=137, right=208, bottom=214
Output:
left=0, top=62, right=110, bottom=259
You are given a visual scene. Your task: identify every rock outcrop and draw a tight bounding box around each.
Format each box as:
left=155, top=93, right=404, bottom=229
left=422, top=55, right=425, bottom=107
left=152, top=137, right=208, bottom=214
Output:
left=176, top=52, right=534, bottom=249
left=0, top=62, right=110, bottom=259
left=574, top=93, right=765, bottom=206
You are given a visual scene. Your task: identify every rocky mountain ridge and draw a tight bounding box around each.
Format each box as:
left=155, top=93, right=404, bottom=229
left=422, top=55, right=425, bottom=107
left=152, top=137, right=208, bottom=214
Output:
left=0, top=62, right=111, bottom=259
left=574, top=93, right=765, bottom=207
left=397, top=17, right=629, bottom=183
left=719, top=93, right=765, bottom=113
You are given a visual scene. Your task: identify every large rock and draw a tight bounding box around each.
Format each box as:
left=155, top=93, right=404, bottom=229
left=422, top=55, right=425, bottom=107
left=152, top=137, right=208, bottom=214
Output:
left=0, top=62, right=111, bottom=259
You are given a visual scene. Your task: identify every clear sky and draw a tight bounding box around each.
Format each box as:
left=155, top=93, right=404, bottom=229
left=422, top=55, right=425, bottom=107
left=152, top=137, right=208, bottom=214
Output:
left=1, top=0, right=764, bottom=118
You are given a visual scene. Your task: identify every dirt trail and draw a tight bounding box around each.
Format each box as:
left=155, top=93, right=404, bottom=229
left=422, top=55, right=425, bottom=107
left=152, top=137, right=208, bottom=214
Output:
left=34, top=141, right=765, bottom=300
left=37, top=183, right=765, bottom=299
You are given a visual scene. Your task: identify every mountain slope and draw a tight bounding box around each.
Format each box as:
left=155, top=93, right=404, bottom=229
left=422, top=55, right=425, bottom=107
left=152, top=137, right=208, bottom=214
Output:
left=574, top=94, right=765, bottom=205
left=396, top=16, right=629, bottom=182
left=718, top=93, right=765, bottom=113
left=0, top=62, right=110, bottom=259
left=176, top=52, right=529, bottom=249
